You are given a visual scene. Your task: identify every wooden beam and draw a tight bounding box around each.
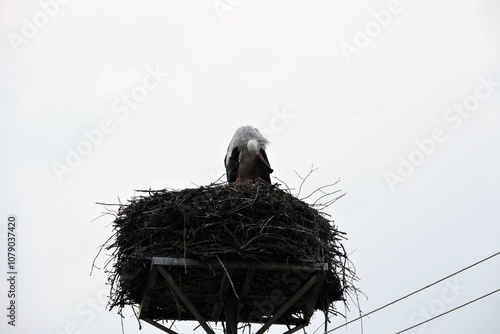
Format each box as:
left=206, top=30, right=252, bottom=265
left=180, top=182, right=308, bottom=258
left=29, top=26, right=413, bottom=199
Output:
left=255, top=272, right=319, bottom=334
left=157, top=266, right=215, bottom=334
left=282, top=324, right=307, bottom=334
left=152, top=257, right=327, bottom=271
left=238, top=268, right=255, bottom=314
left=302, top=272, right=325, bottom=320
left=210, top=267, right=232, bottom=321
left=139, top=263, right=159, bottom=319
left=225, top=287, right=238, bottom=334
left=141, top=317, right=179, bottom=334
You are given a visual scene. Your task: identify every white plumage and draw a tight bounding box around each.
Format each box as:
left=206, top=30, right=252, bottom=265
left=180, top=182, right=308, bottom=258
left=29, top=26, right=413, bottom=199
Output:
left=225, top=126, right=273, bottom=183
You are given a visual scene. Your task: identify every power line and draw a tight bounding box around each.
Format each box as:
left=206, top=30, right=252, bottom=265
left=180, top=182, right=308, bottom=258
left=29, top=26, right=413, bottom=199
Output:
left=395, top=287, right=500, bottom=333
left=324, top=250, right=500, bottom=333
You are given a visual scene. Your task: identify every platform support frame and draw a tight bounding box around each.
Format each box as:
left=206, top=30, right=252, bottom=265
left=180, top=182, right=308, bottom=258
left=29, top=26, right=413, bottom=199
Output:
left=139, top=257, right=328, bottom=334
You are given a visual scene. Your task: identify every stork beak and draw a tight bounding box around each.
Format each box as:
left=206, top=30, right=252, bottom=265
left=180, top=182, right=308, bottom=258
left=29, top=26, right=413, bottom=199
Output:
left=257, top=152, right=272, bottom=169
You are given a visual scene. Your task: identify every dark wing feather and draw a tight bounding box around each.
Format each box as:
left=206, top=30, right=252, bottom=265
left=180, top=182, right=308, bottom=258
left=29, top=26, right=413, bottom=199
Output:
left=258, top=148, right=273, bottom=184
left=225, top=147, right=240, bottom=183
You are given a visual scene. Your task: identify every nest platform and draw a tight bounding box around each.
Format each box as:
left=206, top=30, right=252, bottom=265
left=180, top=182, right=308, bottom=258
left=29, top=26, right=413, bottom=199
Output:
left=105, top=180, right=351, bottom=333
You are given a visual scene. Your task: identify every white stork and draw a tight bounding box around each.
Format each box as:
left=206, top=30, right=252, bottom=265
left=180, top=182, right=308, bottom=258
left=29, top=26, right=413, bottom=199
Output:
left=225, top=125, right=273, bottom=184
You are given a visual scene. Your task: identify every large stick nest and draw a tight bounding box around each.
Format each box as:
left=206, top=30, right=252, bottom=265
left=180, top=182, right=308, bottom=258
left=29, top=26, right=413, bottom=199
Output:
left=102, top=180, right=355, bottom=325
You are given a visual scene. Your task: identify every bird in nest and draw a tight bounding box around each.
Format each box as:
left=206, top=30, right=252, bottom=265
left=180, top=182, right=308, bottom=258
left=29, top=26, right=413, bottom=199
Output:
left=225, top=125, right=273, bottom=184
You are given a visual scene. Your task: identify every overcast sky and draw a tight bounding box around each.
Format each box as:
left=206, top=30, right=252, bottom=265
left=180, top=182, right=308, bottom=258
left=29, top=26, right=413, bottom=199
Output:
left=1, top=1, right=500, bottom=333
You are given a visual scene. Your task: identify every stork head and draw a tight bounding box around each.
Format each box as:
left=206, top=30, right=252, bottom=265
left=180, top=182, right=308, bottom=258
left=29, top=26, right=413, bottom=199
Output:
left=247, top=139, right=272, bottom=170
left=247, top=139, right=260, bottom=156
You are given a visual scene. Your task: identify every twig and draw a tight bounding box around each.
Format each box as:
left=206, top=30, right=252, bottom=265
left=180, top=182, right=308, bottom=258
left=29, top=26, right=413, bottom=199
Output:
left=216, top=255, right=240, bottom=299
left=300, top=179, right=340, bottom=202
left=294, top=164, right=319, bottom=198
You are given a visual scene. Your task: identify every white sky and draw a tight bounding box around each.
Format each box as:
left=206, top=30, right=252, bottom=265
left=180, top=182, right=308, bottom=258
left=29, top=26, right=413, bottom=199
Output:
left=1, top=0, right=500, bottom=333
